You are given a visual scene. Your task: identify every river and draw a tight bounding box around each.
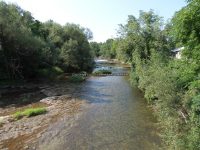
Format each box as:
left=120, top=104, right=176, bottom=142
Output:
left=37, top=61, right=161, bottom=150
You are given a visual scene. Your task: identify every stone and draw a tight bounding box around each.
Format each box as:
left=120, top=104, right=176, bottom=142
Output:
left=40, top=96, right=58, bottom=105
left=24, top=145, right=29, bottom=149
left=5, top=126, right=12, bottom=132
left=40, top=89, right=58, bottom=97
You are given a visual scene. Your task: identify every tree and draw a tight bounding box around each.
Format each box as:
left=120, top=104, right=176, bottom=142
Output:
left=114, top=8, right=200, bottom=149
left=99, top=39, right=116, bottom=58
left=116, top=11, right=172, bottom=65
left=170, top=1, right=200, bottom=148
left=0, top=2, right=44, bottom=78
left=171, top=0, right=200, bottom=63
left=83, top=28, right=93, bottom=40
left=90, top=42, right=100, bottom=57
left=0, top=2, right=94, bottom=79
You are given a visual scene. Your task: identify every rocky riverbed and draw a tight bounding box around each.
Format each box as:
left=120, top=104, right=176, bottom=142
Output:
left=0, top=81, right=88, bottom=150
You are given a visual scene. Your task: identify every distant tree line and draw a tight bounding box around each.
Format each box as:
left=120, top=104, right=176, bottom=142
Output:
left=90, top=0, right=200, bottom=149
left=0, top=1, right=94, bottom=79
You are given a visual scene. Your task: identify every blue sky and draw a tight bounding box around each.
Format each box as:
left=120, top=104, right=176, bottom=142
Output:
left=5, top=0, right=186, bottom=42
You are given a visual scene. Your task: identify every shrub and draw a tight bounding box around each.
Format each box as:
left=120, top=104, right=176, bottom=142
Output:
left=68, top=74, right=86, bottom=82
left=93, top=69, right=112, bottom=75
left=52, top=66, right=64, bottom=74
left=37, top=66, right=64, bottom=78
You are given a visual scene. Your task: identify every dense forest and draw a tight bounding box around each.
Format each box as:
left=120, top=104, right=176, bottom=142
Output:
left=91, top=0, right=200, bottom=149
left=0, top=0, right=199, bottom=149
left=0, top=1, right=94, bottom=80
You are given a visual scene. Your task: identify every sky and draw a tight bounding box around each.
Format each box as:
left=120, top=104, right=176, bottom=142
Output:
left=4, top=0, right=186, bottom=42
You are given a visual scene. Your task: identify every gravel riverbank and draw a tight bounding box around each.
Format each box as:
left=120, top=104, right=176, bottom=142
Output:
left=0, top=82, right=88, bottom=150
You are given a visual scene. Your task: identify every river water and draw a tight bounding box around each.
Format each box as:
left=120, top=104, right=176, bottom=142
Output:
left=38, top=62, right=161, bottom=150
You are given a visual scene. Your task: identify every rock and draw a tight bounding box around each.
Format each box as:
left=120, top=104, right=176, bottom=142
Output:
left=24, top=145, right=29, bottom=149
left=58, top=95, right=72, bottom=101
left=39, top=86, right=49, bottom=89
left=5, top=125, right=12, bottom=132
left=46, top=105, right=55, bottom=111
left=40, top=89, right=58, bottom=97
left=8, top=117, right=15, bottom=122
left=13, top=132, right=19, bottom=138
left=40, top=96, right=58, bottom=105
left=0, top=117, right=3, bottom=123
left=36, top=133, right=42, bottom=138
left=23, top=126, right=28, bottom=130
left=0, top=129, right=4, bottom=134
left=0, top=116, right=11, bottom=124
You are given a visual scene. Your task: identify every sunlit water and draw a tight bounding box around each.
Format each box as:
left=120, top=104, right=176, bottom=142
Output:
left=39, top=63, right=161, bottom=150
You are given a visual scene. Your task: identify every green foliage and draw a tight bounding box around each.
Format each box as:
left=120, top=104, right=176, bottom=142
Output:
left=114, top=6, right=200, bottom=150
left=93, top=69, right=112, bottom=75
left=171, top=0, right=200, bottom=63
left=90, top=42, right=100, bottom=57
left=191, top=95, right=200, bottom=118
left=68, top=74, right=86, bottom=82
left=99, top=39, right=116, bottom=59
left=184, top=94, right=200, bottom=149
left=115, top=10, right=173, bottom=64
left=0, top=2, right=45, bottom=78
left=37, top=66, right=64, bottom=78
left=0, top=2, right=94, bottom=80
left=56, top=23, right=94, bottom=72
left=14, top=108, right=47, bottom=120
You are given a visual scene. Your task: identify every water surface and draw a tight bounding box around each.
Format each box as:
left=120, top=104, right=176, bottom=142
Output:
left=39, top=63, right=161, bottom=150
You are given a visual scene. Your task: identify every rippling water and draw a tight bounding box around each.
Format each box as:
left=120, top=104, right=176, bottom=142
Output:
left=39, top=62, right=161, bottom=150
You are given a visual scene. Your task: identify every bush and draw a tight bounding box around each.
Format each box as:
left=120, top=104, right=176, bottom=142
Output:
left=52, top=66, right=64, bottom=74
left=37, top=66, right=64, bottom=78
left=14, top=108, right=47, bottom=120
left=93, top=69, right=112, bottom=75
left=68, top=74, right=86, bottom=82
